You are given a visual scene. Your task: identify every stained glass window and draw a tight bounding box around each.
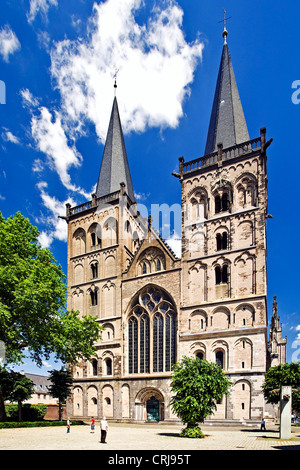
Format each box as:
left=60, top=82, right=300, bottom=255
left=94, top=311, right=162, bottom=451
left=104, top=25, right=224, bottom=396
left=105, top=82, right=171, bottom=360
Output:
left=127, top=287, right=177, bottom=374
left=128, top=317, right=138, bottom=374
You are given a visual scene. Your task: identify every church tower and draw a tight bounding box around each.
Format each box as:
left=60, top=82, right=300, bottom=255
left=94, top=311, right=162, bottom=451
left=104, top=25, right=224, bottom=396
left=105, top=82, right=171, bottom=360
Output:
left=65, top=90, right=148, bottom=419
left=177, top=27, right=273, bottom=421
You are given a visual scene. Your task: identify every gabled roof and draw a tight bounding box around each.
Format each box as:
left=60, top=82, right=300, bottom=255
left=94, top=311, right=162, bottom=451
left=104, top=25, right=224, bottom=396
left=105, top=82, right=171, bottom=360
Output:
left=96, top=96, right=135, bottom=202
left=204, top=32, right=249, bottom=155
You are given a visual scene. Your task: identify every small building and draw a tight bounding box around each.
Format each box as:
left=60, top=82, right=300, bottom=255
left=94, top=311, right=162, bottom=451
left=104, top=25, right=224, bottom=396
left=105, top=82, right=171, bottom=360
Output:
left=20, top=372, right=57, bottom=405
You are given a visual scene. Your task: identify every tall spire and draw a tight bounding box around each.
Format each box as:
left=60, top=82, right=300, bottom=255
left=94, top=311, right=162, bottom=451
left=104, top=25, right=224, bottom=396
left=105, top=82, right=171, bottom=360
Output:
left=96, top=94, right=135, bottom=203
left=204, top=27, right=249, bottom=155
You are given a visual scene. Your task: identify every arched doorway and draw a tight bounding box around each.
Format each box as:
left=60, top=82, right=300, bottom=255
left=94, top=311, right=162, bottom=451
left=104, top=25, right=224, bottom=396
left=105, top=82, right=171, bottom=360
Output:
left=146, top=396, right=159, bottom=422
left=135, top=388, right=164, bottom=422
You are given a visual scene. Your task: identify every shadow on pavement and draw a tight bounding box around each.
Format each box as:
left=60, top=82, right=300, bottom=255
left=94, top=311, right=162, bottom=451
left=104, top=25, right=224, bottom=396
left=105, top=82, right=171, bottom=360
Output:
left=272, top=445, right=300, bottom=450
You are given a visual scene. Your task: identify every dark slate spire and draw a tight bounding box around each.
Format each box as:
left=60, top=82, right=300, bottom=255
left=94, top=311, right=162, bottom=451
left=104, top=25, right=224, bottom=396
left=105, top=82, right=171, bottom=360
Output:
left=204, top=29, right=249, bottom=155
left=96, top=95, right=135, bottom=202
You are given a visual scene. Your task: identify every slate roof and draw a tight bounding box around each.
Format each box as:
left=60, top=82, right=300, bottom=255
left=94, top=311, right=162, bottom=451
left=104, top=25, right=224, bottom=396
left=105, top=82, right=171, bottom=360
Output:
left=24, top=373, right=51, bottom=393
left=96, top=96, right=135, bottom=202
left=204, top=40, right=249, bottom=155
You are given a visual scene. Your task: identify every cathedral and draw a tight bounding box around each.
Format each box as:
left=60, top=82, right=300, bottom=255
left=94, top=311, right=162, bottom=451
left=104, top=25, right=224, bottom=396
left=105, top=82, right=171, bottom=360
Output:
left=65, top=27, right=286, bottom=424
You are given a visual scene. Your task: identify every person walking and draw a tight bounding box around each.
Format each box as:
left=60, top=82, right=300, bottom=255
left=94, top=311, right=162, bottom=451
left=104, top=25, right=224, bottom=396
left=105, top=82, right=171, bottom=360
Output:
left=90, top=416, right=95, bottom=433
left=100, top=416, right=108, bottom=443
left=67, top=417, right=71, bottom=433
left=260, top=417, right=266, bottom=431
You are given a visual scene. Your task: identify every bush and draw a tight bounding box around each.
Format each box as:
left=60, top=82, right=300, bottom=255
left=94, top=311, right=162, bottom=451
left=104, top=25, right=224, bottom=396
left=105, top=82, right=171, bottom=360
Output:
left=180, top=425, right=205, bottom=439
left=5, top=404, right=48, bottom=421
left=0, top=420, right=85, bottom=429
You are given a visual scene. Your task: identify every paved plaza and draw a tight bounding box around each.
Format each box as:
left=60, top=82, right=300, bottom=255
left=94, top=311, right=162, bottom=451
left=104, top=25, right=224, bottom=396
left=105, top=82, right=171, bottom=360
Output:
left=0, top=422, right=299, bottom=451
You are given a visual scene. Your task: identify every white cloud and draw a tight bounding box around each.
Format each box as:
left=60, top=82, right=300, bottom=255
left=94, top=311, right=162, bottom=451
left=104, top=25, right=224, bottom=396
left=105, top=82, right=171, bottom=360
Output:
left=36, top=181, right=76, bottom=248
left=135, top=191, right=150, bottom=201
left=0, top=25, right=21, bottom=62
left=2, top=129, right=20, bottom=145
left=27, top=0, right=58, bottom=23
left=50, top=0, right=204, bottom=142
left=20, top=88, right=40, bottom=108
left=32, top=158, right=44, bottom=173
left=37, top=30, right=51, bottom=52
left=166, top=231, right=181, bottom=258
left=42, top=360, right=53, bottom=368
left=25, top=0, right=203, bottom=233
left=30, top=107, right=89, bottom=198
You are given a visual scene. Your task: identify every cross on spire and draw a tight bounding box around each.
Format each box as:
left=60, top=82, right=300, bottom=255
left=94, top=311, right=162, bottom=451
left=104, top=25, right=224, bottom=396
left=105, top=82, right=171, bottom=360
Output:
left=218, top=8, right=231, bottom=43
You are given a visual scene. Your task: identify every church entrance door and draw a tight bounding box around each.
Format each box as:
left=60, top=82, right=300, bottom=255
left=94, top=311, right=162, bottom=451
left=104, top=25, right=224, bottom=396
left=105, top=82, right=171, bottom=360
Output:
left=146, top=396, right=159, bottom=421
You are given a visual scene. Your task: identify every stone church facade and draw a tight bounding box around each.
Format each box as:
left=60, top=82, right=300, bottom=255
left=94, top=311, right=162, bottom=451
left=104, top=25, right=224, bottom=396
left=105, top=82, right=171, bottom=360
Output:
left=65, top=29, right=286, bottom=423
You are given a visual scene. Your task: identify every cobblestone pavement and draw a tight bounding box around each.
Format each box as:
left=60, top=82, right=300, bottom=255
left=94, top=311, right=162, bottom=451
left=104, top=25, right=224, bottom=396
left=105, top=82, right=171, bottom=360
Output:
left=0, top=423, right=299, bottom=451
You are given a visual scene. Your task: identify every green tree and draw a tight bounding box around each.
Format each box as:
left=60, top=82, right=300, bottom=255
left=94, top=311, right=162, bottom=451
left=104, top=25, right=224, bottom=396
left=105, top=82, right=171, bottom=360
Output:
left=0, top=211, right=103, bottom=421
left=0, top=367, right=16, bottom=421
left=0, top=368, right=34, bottom=421
left=8, top=372, right=34, bottom=422
left=48, top=368, right=73, bottom=420
left=170, top=357, right=232, bottom=438
left=262, top=362, right=300, bottom=414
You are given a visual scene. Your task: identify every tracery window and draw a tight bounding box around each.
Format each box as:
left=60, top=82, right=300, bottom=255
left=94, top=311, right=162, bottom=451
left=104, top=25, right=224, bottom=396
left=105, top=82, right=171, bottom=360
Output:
left=127, top=287, right=177, bottom=374
left=142, top=262, right=147, bottom=275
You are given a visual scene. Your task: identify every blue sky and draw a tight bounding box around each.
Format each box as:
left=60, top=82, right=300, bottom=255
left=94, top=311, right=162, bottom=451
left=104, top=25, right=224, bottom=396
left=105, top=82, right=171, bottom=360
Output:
left=0, top=0, right=299, bottom=374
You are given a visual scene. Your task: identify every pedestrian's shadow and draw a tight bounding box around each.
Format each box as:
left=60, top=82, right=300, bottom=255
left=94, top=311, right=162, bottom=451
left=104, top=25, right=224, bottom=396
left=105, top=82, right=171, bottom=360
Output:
left=240, top=429, right=276, bottom=433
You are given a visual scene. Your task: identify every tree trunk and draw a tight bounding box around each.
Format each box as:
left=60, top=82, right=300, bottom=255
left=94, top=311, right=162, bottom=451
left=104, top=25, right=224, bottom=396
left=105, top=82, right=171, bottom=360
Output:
left=18, top=399, right=22, bottom=422
left=0, top=389, right=7, bottom=422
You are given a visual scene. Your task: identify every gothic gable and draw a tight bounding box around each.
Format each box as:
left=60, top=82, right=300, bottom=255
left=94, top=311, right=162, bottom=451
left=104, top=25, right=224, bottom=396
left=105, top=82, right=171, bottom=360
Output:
left=123, top=225, right=179, bottom=279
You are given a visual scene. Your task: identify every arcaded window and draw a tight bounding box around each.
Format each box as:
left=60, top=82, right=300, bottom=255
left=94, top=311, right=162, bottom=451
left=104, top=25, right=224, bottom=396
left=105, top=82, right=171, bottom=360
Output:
left=215, top=265, right=228, bottom=284
left=188, top=188, right=208, bottom=220
left=91, top=261, right=98, bottom=279
left=215, top=193, right=229, bottom=213
left=127, top=287, right=177, bottom=374
left=105, top=358, right=112, bottom=375
left=92, top=359, right=97, bottom=376
left=216, top=232, right=228, bottom=251
left=89, top=288, right=98, bottom=306
left=216, top=350, right=224, bottom=368
left=214, top=186, right=232, bottom=215
left=88, top=223, right=101, bottom=248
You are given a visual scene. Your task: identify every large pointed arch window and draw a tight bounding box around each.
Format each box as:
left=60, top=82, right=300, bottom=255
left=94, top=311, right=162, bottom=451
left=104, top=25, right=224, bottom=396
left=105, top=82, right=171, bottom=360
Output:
left=127, top=287, right=177, bottom=374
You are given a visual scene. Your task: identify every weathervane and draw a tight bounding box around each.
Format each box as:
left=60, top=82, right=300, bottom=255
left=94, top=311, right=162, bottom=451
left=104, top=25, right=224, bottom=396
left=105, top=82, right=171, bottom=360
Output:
left=218, top=8, right=231, bottom=43
left=113, top=68, right=119, bottom=95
